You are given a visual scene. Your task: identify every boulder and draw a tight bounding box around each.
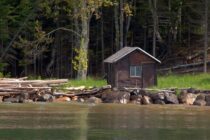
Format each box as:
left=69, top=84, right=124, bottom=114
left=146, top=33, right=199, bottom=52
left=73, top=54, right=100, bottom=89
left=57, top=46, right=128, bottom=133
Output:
left=19, top=93, right=30, bottom=103
left=119, top=92, right=130, bottom=104
left=187, top=88, right=197, bottom=94
left=180, top=89, right=188, bottom=94
left=142, top=96, right=152, bottom=105
left=78, top=98, right=85, bottom=103
left=37, top=94, right=54, bottom=102
left=193, top=100, right=206, bottom=106
left=87, top=97, right=102, bottom=104
left=130, top=95, right=142, bottom=104
left=139, top=90, right=147, bottom=96
left=71, top=96, right=78, bottom=101
left=164, top=92, right=179, bottom=104
left=4, top=97, right=19, bottom=103
left=196, top=94, right=206, bottom=101
left=54, top=97, right=71, bottom=102
left=101, top=91, right=130, bottom=104
left=205, top=95, right=210, bottom=106
left=0, top=96, right=3, bottom=103
left=179, top=93, right=197, bottom=105
left=150, top=92, right=165, bottom=101
left=154, top=99, right=165, bottom=105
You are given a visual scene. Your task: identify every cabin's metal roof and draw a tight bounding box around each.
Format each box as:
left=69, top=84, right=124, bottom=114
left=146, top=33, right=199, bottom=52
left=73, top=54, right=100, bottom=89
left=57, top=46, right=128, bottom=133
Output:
left=104, top=47, right=161, bottom=63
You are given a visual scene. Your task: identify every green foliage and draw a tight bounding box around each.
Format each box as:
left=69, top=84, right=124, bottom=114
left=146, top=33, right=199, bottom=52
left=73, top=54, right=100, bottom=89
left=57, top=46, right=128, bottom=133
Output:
left=0, top=62, right=7, bottom=72
left=72, top=46, right=88, bottom=72
left=156, top=73, right=210, bottom=90
left=13, top=20, right=52, bottom=67
left=0, top=72, right=3, bottom=78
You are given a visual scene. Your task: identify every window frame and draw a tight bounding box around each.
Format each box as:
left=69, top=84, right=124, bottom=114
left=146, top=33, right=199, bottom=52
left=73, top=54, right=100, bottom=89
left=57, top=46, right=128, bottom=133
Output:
left=130, top=65, right=142, bottom=78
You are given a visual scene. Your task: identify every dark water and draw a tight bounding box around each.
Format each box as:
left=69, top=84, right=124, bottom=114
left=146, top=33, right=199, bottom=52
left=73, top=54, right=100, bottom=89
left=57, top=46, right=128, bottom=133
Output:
left=0, top=103, right=210, bottom=140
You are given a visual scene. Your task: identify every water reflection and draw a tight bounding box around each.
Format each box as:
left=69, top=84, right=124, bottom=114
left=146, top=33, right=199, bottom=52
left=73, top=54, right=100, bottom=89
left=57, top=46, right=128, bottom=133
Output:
left=0, top=104, right=209, bottom=140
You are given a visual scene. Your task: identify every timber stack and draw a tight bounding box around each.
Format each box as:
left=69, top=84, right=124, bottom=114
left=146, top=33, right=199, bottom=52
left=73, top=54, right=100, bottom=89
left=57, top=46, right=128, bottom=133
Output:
left=0, top=77, right=112, bottom=103
left=0, top=77, right=68, bottom=103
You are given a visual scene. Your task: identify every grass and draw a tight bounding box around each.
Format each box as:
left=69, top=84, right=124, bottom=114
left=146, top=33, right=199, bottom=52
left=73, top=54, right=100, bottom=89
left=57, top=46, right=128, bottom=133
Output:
left=156, top=73, right=210, bottom=90
left=63, top=77, right=107, bottom=88
left=62, top=74, right=210, bottom=90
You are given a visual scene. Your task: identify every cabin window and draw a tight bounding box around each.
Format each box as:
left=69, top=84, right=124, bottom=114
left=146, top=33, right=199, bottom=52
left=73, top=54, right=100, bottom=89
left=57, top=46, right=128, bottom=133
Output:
left=130, top=66, right=142, bottom=77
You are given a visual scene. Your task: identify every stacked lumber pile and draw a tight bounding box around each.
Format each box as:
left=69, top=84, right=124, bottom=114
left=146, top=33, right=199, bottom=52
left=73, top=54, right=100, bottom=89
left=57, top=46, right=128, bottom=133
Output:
left=0, top=77, right=68, bottom=103
left=0, top=77, right=112, bottom=103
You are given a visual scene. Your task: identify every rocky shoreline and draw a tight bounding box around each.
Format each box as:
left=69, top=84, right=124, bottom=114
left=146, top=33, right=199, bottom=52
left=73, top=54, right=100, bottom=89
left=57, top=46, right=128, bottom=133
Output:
left=76, top=88, right=210, bottom=106
left=2, top=87, right=210, bottom=107
left=1, top=78, right=210, bottom=106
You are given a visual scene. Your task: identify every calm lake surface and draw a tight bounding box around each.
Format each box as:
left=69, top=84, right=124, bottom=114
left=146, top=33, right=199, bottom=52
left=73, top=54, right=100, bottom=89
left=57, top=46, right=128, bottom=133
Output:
left=0, top=103, right=210, bottom=140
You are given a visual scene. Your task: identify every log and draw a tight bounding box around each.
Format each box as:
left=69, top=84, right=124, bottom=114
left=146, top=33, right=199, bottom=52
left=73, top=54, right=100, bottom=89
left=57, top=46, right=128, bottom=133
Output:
left=124, top=87, right=175, bottom=93
left=0, top=87, right=52, bottom=90
left=65, top=86, right=86, bottom=91
left=53, top=85, right=111, bottom=97
left=0, top=90, right=37, bottom=96
left=0, top=79, right=68, bottom=85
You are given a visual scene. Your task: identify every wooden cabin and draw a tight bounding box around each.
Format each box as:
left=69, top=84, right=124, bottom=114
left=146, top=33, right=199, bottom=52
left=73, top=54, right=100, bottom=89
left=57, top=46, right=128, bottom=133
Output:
left=104, top=47, right=161, bottom=88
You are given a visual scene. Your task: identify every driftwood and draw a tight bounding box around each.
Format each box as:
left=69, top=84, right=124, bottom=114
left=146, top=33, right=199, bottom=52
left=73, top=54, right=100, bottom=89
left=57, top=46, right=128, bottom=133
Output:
left=0, top=77, right=112, bottom=103
left=124, top=87, right=175, bottom=93
left=0, top=78, right=68, bottom=102
left=0, top=79, right=68, bottom=85
left=53, top=85, right=112, bottom=97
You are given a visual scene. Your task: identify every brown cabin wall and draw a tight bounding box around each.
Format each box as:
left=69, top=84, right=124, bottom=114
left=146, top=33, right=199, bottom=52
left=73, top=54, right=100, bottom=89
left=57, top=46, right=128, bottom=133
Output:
left=105, top=63, right=116, bottom=87
left=114, top=51, right=156, bottom=88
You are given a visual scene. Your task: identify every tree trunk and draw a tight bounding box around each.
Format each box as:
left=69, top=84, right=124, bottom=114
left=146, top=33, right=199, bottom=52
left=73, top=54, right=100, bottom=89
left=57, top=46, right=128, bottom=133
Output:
left=151, top=0, right=157, bottom=57
left=120, top=0, right=124, bottom=49
left=204, top=0, right=208, bottom=73
left=114, top=3, right=120, bottom=50
left=168, top=0, right=172, bottom=55
left=77, top=1, right=90, bottom=80
left=101, top=12, right=105, bottom=75
left=178, top=1, right=182, bottom=43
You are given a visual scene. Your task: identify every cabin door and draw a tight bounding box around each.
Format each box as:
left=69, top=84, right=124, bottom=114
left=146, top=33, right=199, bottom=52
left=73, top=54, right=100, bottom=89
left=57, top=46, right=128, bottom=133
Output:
left=142, top=63, right=155, bottom=88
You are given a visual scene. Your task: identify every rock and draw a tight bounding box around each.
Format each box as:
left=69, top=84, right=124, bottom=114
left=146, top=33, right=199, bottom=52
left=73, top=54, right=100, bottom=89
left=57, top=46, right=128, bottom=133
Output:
left=72, top=96, right=78, bottom=101
left=180, top=89, right=188, bottom=94
left=130, top=95, right=142, bottom=104
left=187, top=88, right=197, bottom=94
left=193, top=100, right=206, bottom=106
left=54, top=96, right=71, bottom=102
left=101, top=91, right=130, bottom=104
left=154, top=99, right=165, bottom=105
left=142, top=96, right=152, bottom=105
left=179, top=93, right=197, bottom=105
left=139, top=90, right=150, bottom=96
left=37, top=94, right=54, bottom=102
left=150, top=92, right=165, bottom=104
left=119, top=92, right=130, bottom=104
left=164, top=92, right=179, bottom=104
left=205, top=95, right=210, bottom=106
left=139, top=90, right=146, bottom=95
left=4, top=97, right=19, bottom=103
left=87, top=97, right=102, bottom=104
left=78, top=98, right=85, bottom=103
left=130, top=90, right=139, bottom=96
left=0, top=96, right=3, bottom=103
left=151, top=92, right=165, bottom=101
left=19, top=93, right=30, bottom=103
left=196, top=94, right=206, bottom=101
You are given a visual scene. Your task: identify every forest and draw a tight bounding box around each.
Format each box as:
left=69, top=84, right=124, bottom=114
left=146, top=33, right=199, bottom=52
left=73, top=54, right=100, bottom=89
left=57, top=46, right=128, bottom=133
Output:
left=0, top=0, right=209, bottom=79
